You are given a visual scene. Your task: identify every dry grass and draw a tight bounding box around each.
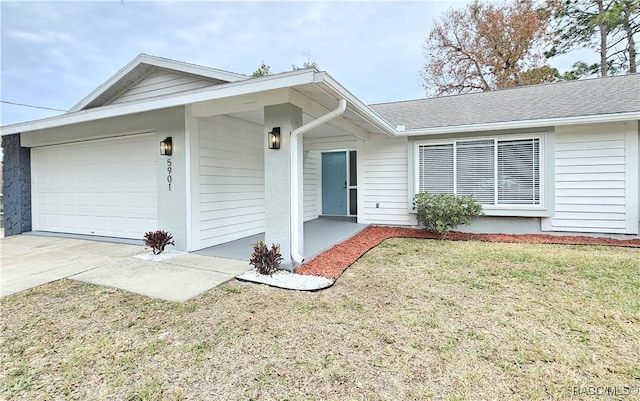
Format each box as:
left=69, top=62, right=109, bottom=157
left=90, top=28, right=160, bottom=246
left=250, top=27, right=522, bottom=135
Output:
left=2, top=239, right=639, bottom=400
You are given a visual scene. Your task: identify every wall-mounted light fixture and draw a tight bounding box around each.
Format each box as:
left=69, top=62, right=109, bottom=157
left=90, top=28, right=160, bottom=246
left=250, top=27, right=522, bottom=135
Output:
left=268, top=127, right=281, bottom=150
left=160, top=137, right=173, bottom=156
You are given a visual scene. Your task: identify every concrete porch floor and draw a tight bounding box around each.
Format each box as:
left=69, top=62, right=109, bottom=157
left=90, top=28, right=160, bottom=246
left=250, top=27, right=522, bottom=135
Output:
left=196, top=216, right=368, bottom=260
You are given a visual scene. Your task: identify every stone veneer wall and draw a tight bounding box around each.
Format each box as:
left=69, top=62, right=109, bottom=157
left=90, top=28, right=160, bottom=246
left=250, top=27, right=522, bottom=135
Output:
left=1, top=133, right=31, bottom=236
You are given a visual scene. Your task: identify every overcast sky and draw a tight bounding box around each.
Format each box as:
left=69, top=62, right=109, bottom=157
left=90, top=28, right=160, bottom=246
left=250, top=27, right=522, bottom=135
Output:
left=1, top=0, right=591, bottom=127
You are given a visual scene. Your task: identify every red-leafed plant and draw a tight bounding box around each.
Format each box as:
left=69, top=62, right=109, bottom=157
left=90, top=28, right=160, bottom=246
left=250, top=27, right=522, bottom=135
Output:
left=144, top=230, right=175, bottom=255
left=249, top=240, right=283, bottom=276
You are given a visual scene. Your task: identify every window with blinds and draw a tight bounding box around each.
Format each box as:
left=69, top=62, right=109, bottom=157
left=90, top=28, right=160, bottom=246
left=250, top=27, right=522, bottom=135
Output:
left=456, top=140, right=495, bottom=204
left=497, top=139, right=540, bottom=205
left=418, top=143, right=453, bottom=194
left=417, top=137, right=541, bottom=206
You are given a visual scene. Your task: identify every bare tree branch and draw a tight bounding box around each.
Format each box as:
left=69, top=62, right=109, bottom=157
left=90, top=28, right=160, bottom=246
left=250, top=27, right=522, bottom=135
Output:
left=422, top=0, right=553, bottom=97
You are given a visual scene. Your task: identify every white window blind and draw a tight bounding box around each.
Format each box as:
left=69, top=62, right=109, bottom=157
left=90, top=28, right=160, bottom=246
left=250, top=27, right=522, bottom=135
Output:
left=418, top=144, right=453, bottom=194
left=497, top=139, right=540, bottom=205
left=456, top=140, right=495, bottom=204
left=417, top=136, right=541, bottom=206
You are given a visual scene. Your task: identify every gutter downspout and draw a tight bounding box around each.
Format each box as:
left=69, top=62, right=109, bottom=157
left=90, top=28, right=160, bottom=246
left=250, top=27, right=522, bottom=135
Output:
left=290, top=98, right=347, bottom=266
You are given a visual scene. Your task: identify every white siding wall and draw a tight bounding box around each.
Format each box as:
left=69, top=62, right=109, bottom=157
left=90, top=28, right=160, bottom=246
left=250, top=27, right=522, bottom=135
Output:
left=304, top=135, right=358, bottom=151
left=303, top=151, right=320, bottom=221
left=361, top=135, right=412, bottom=225
left=111, top=70, right=219, bottom=105
left=197, top=116, right=265, bottom=247
left=542, top=122, right=639, bottom=234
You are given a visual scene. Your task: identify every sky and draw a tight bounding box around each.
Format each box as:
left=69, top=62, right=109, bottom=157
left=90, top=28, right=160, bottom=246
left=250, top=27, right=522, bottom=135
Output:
left=0, top=0, right=593, bottom=128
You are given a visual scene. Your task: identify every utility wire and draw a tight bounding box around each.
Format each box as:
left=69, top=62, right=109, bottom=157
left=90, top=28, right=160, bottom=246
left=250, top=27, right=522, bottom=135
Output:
left=1, top=100, right=66, bottom=112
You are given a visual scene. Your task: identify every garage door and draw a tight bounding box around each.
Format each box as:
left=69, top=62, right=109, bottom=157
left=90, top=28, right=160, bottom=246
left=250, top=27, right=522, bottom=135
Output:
left=32, top=134, right=157, bottom=239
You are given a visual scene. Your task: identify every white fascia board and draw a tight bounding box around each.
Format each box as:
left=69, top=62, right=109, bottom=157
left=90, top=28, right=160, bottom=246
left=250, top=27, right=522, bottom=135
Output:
left=143, top=54, right=248, bottom=82
left=316, top=72, right=398, bottom=136
left=69, top=54, right=148, bottom=112
left=397, top=111, right=640, bottom=136
left=1, top=69, right=317, bottom=136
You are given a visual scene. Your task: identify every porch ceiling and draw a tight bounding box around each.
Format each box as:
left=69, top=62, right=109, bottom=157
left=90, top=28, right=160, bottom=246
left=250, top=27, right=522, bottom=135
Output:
left=223, top=109, right=349, bottom=138
left=198, top=83, right=390, bottom=139
left=294, top=84, right=385, bottom=134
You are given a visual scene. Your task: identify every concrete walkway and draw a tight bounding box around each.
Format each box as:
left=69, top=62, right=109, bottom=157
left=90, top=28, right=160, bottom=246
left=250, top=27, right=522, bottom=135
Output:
left=0, top=235, right=250, bottom=302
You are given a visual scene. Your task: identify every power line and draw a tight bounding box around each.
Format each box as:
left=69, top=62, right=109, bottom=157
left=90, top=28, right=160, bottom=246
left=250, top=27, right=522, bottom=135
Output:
left=1, top=100, right=66, bottom=112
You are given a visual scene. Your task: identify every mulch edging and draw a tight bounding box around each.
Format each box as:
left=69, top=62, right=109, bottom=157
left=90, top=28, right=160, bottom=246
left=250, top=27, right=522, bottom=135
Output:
left=294, top=226, right=640, bottom=280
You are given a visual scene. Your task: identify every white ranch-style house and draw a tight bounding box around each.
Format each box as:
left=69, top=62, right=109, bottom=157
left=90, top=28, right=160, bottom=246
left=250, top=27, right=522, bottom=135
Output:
left=1, top=54, right=638, bottom=267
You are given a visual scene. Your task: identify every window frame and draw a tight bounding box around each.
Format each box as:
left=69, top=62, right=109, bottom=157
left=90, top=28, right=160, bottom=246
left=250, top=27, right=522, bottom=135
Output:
left=413, top=133, right=547, bottom=215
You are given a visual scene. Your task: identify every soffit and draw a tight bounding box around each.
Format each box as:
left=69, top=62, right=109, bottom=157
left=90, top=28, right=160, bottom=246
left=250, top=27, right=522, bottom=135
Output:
left=209, top=83, right=390, bottom=138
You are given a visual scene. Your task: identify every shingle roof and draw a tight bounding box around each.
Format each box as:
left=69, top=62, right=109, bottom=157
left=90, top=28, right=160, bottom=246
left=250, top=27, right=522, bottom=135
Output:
left=369, top=74, right=640, bottom=131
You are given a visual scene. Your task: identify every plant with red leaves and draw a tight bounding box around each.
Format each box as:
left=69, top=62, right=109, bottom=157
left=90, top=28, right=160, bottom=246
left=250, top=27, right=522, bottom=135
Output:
left=143, top=230, right=175, bottom=255
left=250, top=240, right=283, bottom=276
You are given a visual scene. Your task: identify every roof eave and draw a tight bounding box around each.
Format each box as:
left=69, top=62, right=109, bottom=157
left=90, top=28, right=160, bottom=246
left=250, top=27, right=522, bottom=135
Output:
left=316, top=72, right=398, bottom=137
left=397, top=112, right=640, bottom=136
left=0, top=69, right=317, bottom=136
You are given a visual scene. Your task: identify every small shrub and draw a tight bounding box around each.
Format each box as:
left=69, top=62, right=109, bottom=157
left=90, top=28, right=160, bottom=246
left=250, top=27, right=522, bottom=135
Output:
left=250, top=241, right=283, bottom=276
left=413, top=192, right=483, bottom=235
left=143, top=230, right=175, bottom=255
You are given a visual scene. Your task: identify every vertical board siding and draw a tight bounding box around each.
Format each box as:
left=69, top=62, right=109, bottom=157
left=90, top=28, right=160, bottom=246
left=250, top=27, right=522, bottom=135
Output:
left=198, top=116, right=264, bottom=247
left=546, top=127, right=630, bottom=233
left=361, top=136, right=411, bottom=225
left=303, top=151, right=319, bottom=221
left=111, top=70, right=220, bottom=105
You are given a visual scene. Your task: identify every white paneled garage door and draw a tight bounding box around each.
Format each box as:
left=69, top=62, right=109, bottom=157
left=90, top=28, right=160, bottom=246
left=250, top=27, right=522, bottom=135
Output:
left=32, top=134, right=158, bottom=239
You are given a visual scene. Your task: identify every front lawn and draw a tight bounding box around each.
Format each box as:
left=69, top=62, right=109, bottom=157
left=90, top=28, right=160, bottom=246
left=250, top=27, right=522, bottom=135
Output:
left=1, top=239, right=638, bottom=400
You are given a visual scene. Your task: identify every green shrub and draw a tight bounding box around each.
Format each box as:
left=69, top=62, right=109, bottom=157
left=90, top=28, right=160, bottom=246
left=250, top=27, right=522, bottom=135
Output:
left=413, top=192, right=483, bottom=235
left=249, top=241, right=283, bottom=276
left=143, top=230, right=175, bottom=255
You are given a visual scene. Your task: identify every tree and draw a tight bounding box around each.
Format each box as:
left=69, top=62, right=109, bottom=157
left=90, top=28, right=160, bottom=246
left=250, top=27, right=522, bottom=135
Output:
left=548, top=0, right=616, bottom=77
left=421, top=0, right=554, bottom=97
left=611, top=0, right=639, bottom=73
left=250, top=53, right=321, bottom=78
left=547, top=0, right=639, bottom=77
left=292, top=52, right=319, bottom=70
left=558, top=60, right=601, bottom=79
left=251, top=61, right=270, bottom=77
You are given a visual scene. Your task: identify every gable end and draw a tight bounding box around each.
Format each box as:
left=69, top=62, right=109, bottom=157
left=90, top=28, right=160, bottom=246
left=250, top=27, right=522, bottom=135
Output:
left=69, top=54, right=248, bottom=112
left=99, top=68, right=228, bottom=108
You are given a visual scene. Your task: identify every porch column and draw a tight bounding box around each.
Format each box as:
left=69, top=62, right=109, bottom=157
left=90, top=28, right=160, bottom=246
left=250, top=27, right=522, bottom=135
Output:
left=264, top=103, right=303, bottom=270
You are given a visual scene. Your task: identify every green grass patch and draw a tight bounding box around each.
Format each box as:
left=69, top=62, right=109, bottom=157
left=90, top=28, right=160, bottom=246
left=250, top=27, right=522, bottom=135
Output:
left=1, top=240, right=638, bottom=400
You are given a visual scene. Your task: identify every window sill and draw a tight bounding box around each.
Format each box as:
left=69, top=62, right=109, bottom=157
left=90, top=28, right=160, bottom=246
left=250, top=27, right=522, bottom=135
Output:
left=408, top=206, right=551, bottom=218
left=481, top=206, right=550, bottom=217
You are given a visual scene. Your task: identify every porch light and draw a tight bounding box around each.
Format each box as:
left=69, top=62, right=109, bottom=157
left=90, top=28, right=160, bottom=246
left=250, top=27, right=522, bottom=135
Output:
left=160, top=137, right=172, bottom=156
left=268, top=127, right=281, bottom=150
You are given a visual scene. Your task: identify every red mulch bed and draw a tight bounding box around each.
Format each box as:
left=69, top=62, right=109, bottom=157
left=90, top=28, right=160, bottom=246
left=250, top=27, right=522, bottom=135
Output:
left=294, top=226, right=640, bottom=280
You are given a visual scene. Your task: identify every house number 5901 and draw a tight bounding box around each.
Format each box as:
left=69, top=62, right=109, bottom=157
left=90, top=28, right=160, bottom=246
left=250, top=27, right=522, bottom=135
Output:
left=167, top=158, right=172, bottom=191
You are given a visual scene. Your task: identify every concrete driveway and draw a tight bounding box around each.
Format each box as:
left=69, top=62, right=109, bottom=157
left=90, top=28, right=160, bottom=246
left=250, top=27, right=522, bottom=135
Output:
left=0, top=234, right=250, bottom=302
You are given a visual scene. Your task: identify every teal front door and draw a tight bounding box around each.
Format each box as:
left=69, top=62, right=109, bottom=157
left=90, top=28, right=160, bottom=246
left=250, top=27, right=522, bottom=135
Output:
left=322, top=152, right=347, bottom=215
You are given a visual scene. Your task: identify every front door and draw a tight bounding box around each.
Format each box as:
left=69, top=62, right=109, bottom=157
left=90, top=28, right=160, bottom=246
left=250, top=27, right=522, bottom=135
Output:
left=322, top=152, right=347, bottom=215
